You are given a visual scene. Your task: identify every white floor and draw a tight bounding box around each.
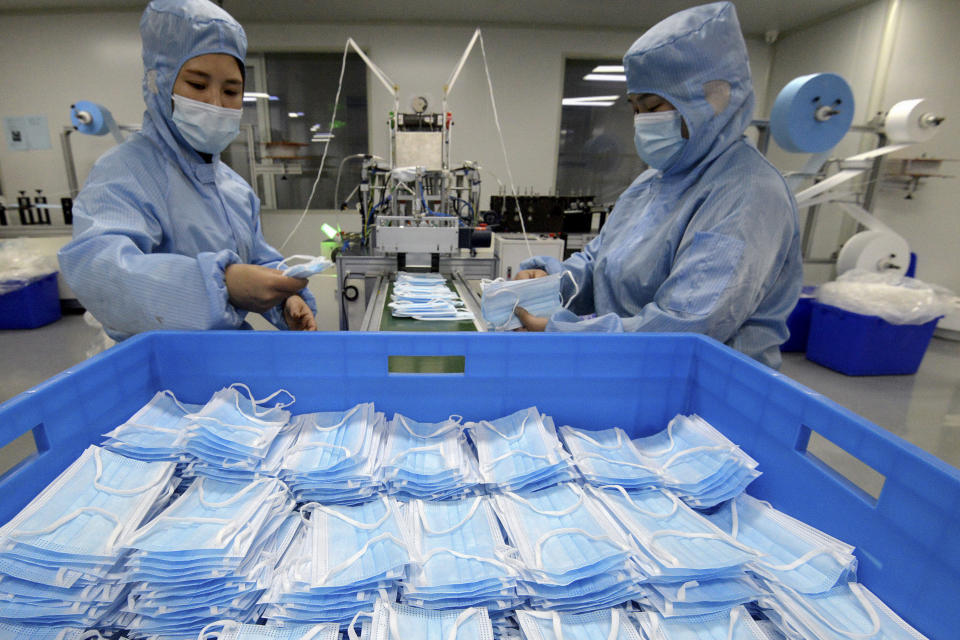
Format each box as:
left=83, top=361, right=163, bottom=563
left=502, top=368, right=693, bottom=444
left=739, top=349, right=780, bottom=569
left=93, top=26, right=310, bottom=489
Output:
left=2, top=314, right=959, bottom=479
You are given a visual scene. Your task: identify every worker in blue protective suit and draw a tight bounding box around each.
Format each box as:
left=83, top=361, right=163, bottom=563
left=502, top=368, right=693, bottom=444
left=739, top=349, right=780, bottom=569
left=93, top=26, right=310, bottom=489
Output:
left=58, top=0, right=317, bottom=341
left=513, top=1, right=801, bottom=369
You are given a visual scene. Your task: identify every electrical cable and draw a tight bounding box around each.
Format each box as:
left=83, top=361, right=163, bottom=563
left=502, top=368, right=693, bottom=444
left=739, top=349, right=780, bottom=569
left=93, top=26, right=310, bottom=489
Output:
left=280, top=41, right=350, bottom=251
left=476, top=31, right=533, bottom=259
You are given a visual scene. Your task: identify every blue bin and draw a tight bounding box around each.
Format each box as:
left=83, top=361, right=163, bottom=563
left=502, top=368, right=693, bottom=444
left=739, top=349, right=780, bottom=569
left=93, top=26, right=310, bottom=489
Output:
left=0, top=332, right=957, bottom=639
left=780, top=286, right=817, bottom=352
left=0, top=272, right=61, bottom=329
left=806, top=301, right=940, bottom=375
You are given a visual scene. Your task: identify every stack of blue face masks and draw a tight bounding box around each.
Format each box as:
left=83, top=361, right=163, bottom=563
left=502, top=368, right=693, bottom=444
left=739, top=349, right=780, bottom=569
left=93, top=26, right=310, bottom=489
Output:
left=354, top=598, right=495, bottom=640
left=0, top=446, right=177, bottom=630
left=279, top=404, right=386, bottom=505
left=640, top=575, right=764, bottom=619
left=401, top=496, right=521, bottom=613
left=180, top=385, right=294, bottom=484
left=479, top=272, right=577, bottom=331
left=197, top=619, right=340, bottom=640
left=703, top=493, right=858, bottom=595
left=757, top=581, right=927, bottom=640
left=101, top=390, right=201, bottom=462
left=632, top=605, right=771, bottom=640
left=586, top=485, right=759, bottom=615
left=516, top=607, right=643, bottom=640
left=588, top=484, right=757, bottom=579
left=631, top=415, right=760, bottom=508
left=559, top=426, right=660, bottom=489
left=466, top=408, right=577, bottom=493
left=389, top=272, right=474, bottom=321
left=114, top=477, right=295, bottom=638
left=0, top=623, right=94, bottom=640
left=490, top=483, right=646, bottom=613
left=278, top=254, right=334, bottom=278
left=261, top=497, right=410, bottom=625
left=381, top=414, right=481, bottom=500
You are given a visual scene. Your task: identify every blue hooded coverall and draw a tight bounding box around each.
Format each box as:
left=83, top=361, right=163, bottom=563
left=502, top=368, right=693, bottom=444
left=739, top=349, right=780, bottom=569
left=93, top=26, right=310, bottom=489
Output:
left=520, top=2, right=801, bottom=369
left=58, top=0, right=315, bottom=341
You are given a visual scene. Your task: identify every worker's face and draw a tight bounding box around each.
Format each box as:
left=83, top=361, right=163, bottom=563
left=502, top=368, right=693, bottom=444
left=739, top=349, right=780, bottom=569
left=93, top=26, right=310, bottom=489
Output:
left=628, top=93, right=689, bottom=138
left=172, top=53, right=244, bottom=110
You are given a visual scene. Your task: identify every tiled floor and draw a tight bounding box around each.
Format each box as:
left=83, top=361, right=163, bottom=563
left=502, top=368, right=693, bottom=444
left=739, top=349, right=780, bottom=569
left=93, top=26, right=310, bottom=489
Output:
left=2, top=315, right=959, bottom=480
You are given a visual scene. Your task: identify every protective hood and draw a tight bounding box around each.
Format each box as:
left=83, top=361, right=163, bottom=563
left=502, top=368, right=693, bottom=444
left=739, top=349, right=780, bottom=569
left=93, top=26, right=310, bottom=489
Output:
left=624, top=1, right=754, bottom=176
left=139, top=0, right=247, bottom=157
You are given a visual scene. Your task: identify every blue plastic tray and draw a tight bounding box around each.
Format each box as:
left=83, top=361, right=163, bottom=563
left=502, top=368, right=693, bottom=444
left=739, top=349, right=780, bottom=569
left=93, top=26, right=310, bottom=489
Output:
left=0, top=272, right=61, bottom=329
left=0, top=332, right=957, bottom=639
left=806, top=301, right=940, bottom=375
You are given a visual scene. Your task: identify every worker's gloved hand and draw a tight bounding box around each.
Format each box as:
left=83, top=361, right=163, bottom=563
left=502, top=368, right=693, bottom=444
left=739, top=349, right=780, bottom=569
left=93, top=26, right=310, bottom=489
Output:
left=513, top=269, right=548, bottom=280
left=224, top=263, right=308, bottom=313
left=284, top=295, right=318, bottom=331
left=514, top=305, right=548, bottom=332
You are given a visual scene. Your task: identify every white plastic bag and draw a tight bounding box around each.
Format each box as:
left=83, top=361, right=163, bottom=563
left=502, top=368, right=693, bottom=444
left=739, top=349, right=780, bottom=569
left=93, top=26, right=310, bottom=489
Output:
left=816, top=269, right=956, bottom=325
left=0, top=239, right=57, bottom=294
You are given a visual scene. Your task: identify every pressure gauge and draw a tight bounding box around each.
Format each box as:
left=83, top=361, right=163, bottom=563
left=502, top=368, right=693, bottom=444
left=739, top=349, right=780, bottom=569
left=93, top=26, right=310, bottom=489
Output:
left=411, top=96, right=429, bottom=114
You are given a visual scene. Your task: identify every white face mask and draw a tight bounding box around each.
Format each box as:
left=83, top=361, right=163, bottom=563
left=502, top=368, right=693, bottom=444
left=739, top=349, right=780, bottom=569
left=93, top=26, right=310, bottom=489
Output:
left=633, top=110, right=686, bottom=170
left=171, top=93, right=242, bottom=155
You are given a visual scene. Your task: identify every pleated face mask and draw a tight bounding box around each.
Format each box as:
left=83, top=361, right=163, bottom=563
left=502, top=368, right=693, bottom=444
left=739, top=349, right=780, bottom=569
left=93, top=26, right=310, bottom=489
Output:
left=278, top=254, right=333, bottom=278
left=480, top=271, right=578, bottom=330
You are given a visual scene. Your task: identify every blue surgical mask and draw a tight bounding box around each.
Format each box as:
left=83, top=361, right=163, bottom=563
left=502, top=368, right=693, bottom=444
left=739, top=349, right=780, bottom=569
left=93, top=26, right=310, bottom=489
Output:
left=279, top=254, right=333, bottom=278
left=0, top=622, right=92, bottom=640
left=634, top=606, right=768, bottom=640
left=490, top=484, right=635, bottom=589
left=404, top=496, right=519, bottom=610
left=704, top=493, right=857, bottom=594
left=3, top=446, right=176, bottom=559
left=559, top=426, right=660, bottom=489
left=172, top=94, right=242, bottom=155
left=480, top=272, right=578, bottom=331
left=101, top=390, right=200, bottom=461
left=357, top=599, right=494, bottom=640
left=517, top=607, right=642, bottom=640
left=198, top=620, right=340, bottom=640
left=759, top=581, right=925, bottom=640
left=633, top=111, right=686, bottom=170
left=588, top=485, right=759, bottom=579
left=466, top=408, right=574, bottom=491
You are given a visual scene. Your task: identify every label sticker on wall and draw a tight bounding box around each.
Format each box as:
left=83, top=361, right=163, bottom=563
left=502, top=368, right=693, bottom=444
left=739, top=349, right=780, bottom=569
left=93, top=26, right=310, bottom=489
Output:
left=3, top=115, right=52, bottom=151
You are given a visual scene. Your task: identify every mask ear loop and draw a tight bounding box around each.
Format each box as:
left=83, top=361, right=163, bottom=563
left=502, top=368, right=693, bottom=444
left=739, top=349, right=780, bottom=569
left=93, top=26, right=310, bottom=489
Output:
left=197, top=620, right=239, bottom=640
left=560, top=270, right=580, bottom=309
left=348, top=608, right=376, bottom=640
left=229, top=382, right=296, bottom=414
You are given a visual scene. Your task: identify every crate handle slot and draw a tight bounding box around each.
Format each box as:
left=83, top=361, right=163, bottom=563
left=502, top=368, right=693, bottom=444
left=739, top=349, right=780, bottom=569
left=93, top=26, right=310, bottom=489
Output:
left=795, top=425, right=886, bottom=505
left=0, top=423, right=48, bottom=481
left=388, top=355, right=466, bottom=374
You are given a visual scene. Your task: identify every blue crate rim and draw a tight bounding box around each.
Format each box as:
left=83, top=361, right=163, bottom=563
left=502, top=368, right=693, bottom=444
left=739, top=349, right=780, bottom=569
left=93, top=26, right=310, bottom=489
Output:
left=811, top=300, right=944, bottom=326
left=3, top=329, right=956, bottom=483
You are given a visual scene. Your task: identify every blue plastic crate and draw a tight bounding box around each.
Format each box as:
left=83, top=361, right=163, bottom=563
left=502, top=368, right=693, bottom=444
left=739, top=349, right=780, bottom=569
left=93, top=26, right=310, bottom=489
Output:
left=806, top=301, right=940, bottom=375
left=0, top=332, right=957, bottom=639
left=0, top=272, right=61, bottom=329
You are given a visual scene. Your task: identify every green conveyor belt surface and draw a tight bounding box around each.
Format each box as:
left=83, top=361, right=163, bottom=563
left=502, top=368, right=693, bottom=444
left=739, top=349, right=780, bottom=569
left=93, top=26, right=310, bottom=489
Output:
left=381, top=280, right=477, bottom=373
left=378, top=281, right=477, bottom=333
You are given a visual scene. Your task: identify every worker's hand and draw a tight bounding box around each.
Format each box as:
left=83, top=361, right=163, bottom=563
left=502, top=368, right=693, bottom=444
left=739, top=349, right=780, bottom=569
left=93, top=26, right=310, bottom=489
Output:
left=224, top=263, right=308, bottom=313
left=284, top=295, right=317, bottom=331
left=514, top=306, right=548, bottom=332
left=514, top=268, right=548, bottom=280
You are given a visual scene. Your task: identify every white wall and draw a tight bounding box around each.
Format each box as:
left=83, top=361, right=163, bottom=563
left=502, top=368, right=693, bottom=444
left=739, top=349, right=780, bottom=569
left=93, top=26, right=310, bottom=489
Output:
left=762, top=0, right=960, bottom=292
left=0, top=12, right=143, bottom=202
left=871, top=0, right=960, bottom=292
left=0, top=11, right=773, bottom=209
